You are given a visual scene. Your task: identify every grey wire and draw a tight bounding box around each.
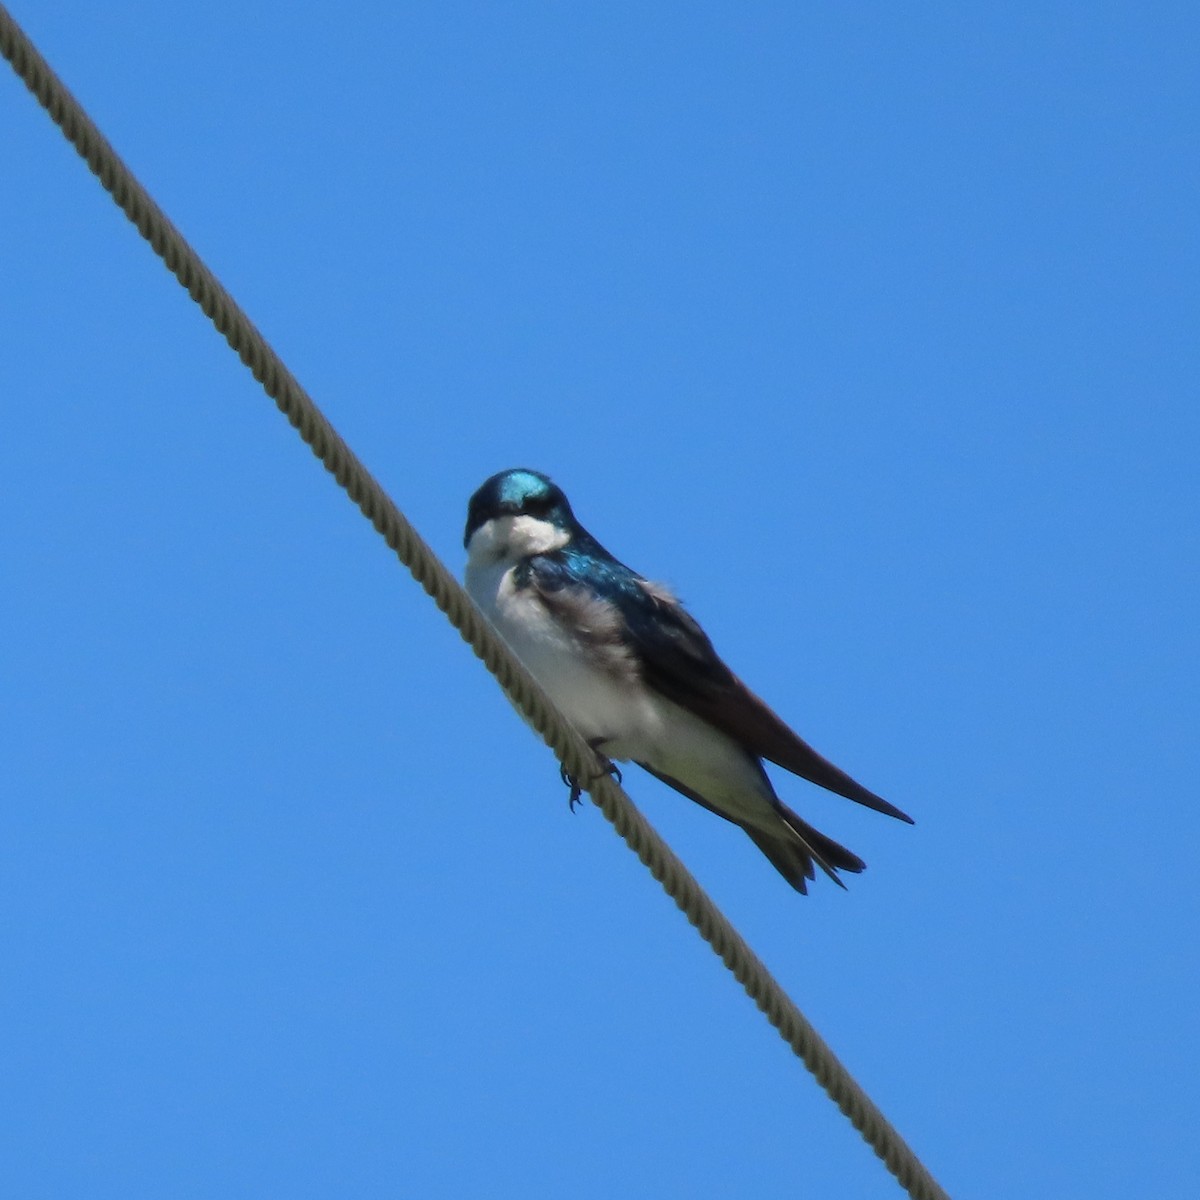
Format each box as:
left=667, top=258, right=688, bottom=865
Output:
left=0, top=8, right=951, bottom=1198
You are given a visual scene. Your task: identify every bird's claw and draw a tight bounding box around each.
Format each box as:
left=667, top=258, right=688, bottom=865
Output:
left=561, top=743, right=622, bottom=812
left=560, top=763, right=585, bottom=811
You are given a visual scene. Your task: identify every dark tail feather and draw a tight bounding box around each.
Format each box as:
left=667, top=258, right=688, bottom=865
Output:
left=743, top=803, right=866, bottom=894
left=636, top=759, right=868, bottom=894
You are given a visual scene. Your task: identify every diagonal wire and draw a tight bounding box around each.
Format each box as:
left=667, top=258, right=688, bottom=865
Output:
left=0, top=8, right=950, bottom=1199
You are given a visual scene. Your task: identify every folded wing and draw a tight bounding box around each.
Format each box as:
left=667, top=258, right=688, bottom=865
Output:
left=542, top=559, right=917, bottom=825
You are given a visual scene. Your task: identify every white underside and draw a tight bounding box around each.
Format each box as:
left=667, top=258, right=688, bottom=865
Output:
left=465, top=516, right=778, bottom=831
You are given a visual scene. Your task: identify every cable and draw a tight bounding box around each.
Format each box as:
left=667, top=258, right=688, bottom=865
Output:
left=0, top=8, right=950, bottom=1198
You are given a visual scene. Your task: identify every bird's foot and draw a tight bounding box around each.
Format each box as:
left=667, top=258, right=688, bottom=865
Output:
left=561, top=739, right=623, bottom=811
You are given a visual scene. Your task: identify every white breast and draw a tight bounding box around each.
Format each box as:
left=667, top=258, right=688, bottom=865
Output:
left=464, top=518, right=662, bottom=757
left=463, top=516, right=777, bottom=828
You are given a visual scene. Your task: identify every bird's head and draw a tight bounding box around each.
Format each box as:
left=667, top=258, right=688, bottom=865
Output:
left=464, top=468, right=580, bottom=560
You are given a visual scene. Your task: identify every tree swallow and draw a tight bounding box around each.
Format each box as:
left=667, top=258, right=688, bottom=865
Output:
left=463, top=468, right=912, bottom=893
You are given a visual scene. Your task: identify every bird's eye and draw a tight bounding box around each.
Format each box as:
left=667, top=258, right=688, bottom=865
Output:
left=524, top=493, right=552, bottom=516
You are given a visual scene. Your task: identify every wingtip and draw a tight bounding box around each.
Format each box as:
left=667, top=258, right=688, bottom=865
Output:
left=853, top=785, right=915, bottom=826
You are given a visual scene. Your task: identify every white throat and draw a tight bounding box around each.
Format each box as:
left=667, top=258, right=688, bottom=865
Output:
left=466, top=514, right=570, bottom=567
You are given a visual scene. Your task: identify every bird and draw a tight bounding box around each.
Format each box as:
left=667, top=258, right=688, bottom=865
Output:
left=463, top=467, right=911, bottom=893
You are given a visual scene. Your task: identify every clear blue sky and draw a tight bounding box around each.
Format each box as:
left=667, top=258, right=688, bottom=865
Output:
left=3, top=5, right=1197, bottom=1197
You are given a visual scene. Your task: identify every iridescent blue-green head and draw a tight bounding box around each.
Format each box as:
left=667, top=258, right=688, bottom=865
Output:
left=463, top=468, right=579, bottom=549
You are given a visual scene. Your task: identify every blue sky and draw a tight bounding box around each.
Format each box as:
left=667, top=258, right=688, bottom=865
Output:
left=3, top=4, right=1197, bottom=1197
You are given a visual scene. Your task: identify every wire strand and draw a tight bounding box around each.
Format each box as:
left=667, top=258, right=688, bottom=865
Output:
left=0, top=9, right=949, bottom=1198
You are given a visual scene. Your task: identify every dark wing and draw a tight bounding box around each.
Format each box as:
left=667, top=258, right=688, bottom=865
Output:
left=545, top=557, right=915, bottom=825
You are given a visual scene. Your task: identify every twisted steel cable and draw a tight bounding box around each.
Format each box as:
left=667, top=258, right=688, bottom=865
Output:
left=1, top=8, right=950, bottom=1198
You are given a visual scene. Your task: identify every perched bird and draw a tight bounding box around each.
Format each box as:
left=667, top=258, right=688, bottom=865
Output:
left=463, top=468, right=911, bottom=893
